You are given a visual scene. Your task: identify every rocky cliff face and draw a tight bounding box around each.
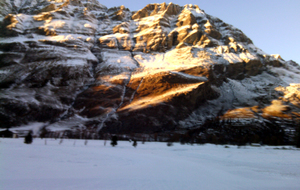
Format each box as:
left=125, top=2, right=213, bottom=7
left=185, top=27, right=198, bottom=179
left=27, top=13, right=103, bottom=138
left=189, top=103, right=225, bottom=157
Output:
left=1, top=0, right=300, bottom=143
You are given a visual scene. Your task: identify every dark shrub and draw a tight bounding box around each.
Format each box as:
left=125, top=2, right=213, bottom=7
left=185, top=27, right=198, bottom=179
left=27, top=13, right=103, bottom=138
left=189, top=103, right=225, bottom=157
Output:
left=111, top=135, right=118, bottom=147
left=133, top=140, right=137, bottom=148
left=24, top=131, right=33, bottom=144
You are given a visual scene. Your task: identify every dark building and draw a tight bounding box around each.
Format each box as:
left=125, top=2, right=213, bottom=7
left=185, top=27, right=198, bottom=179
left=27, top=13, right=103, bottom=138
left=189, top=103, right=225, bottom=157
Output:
left=0, top=129, right=13, bottom=138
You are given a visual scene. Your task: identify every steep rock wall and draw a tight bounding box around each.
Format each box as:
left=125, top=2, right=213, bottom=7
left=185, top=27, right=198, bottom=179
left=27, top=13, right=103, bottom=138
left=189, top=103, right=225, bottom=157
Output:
left=0, top=1, right=299, bottom=140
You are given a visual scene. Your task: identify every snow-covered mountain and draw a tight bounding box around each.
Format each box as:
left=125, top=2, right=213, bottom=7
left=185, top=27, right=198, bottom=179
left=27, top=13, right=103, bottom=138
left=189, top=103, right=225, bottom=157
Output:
left=1, top=0, right=299, bottom=144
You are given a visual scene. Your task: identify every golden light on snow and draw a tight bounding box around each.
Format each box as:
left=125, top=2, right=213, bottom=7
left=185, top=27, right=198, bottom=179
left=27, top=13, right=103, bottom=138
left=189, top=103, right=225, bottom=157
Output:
left=271, top=54, right=283, bottom=60
left=39, top=34, right=78, bottom=43
left=275, top=83, right=300, bottom=108
left=221, top=83, right=300, bottom=121
left=33, top=11, right=66, bottom=36
left=47, top=20, right=65, bottom=28
left=84, top=23, right=92, bottom=28
left=221, top=108, right=256, bottom=119
left=48, top=35, right=67, bottom=42
left=105, top=73, right=130, bottom=84
left=47, top=0, right=64, bottom=2
left=83, top=7, right=88, bottom=15
left=120, top=82, right=205, bottom=111
left=36, top=19, right=65, bottom=36
left=262, top=100, right=291, bottom=119
left=5, top=14, right=19, bottom=30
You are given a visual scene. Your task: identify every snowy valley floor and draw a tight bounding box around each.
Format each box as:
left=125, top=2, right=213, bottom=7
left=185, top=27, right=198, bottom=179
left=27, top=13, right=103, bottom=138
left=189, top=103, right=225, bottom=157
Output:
left=0, top=138, right=300, bottom=190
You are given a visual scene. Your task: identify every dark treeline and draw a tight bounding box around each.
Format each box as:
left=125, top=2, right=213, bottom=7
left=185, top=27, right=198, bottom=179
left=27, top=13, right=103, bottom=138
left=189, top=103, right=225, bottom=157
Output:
left=11, top=117, right=300, bottom=147
left=173, top=118, right=289, bottom=146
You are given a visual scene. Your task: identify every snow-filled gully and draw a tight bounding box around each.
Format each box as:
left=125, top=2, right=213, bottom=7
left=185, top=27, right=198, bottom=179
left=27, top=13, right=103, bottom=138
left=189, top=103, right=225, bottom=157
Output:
left=129, top=76, right=144, bottom=103
left=118, top=72, right=133, bottom=109
left=97, top=55, right=140, bottom=132
left=96, top=74, right=132, bottom=132
left=127, top=52, right=145, bottom=103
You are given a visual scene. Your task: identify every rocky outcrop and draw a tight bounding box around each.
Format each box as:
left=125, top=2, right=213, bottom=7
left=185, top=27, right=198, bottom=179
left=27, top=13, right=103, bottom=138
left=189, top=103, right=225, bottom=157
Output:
left=0, top=1, right=300, bottom=144
left=176, top=9, right=196, bottom=27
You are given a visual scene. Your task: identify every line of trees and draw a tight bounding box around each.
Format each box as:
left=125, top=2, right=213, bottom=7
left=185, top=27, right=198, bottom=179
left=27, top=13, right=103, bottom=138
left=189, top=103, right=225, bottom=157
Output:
left=16, top=116, right=300, bottom=148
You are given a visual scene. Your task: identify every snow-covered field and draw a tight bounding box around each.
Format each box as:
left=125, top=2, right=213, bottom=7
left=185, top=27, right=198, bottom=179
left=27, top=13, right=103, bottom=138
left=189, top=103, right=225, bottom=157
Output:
left=1, top=138, right=299, bottom=190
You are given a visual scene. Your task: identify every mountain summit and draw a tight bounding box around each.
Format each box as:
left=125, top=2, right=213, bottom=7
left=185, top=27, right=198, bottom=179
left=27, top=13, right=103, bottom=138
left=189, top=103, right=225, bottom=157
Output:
left=1, top=0, right=299, bottom=144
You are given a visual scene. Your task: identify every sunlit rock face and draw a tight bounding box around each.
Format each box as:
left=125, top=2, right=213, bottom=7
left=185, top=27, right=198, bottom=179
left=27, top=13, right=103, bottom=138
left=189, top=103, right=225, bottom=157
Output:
left=1, top=1, right=300, bottom=139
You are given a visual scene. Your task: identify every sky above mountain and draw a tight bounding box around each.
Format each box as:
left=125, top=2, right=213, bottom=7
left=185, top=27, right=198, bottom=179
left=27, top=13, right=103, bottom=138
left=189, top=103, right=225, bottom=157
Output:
left=100, top=0, right=300, bottom=64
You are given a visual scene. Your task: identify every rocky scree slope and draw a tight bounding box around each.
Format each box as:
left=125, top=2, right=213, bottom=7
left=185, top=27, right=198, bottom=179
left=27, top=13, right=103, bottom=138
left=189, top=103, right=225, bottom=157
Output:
left=0, top=0, right=300, bottom=142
